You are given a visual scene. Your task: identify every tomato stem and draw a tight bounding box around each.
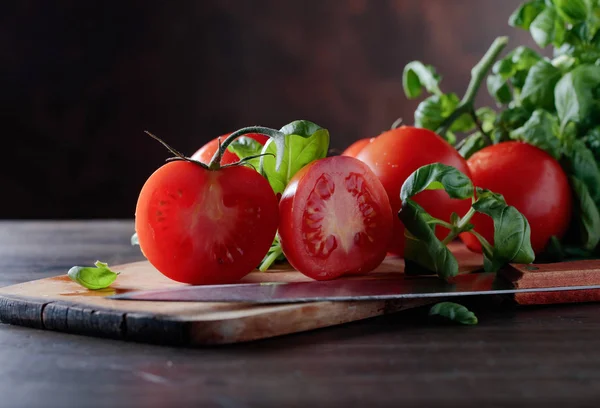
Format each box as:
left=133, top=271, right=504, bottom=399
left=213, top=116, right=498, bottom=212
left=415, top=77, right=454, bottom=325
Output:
left=436, top=36, right=508, bottom=138
left=208, top=126, right=285, bottom=170
left=144, top=131, right=209, bottom=169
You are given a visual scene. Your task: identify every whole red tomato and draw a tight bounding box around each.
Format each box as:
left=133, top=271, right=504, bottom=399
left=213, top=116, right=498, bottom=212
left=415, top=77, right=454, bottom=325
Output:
left=135, top=160, right=278, bottom=284
left=279, top=156, right=393, bottom=280
left=460, top=141, right=572, bottom=254
left=341, top=137, right=375, bottom=157
left=356, top=126, right=472, bottom=256
left=191, top=133, right=269, bottom=164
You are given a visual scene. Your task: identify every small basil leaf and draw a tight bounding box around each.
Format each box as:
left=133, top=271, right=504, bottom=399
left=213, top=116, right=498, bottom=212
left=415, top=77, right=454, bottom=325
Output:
left=570, top=176, right=600, bottom=251
left=67, top=261, right=120, bottom=290
left=555, top=64, right=600, bottom=130
left=414, top=93, right=471, bottom=137
left=476, top=107, right=497, bottom=133
left=487, top=74, right=512, bottom=105
left=131, top=232, right=139, bottom=246
left=509, top=109, right=562, bottom=160
left=563, top=139, right=600, bottom=205
left=457, top=132, right=487, bottom=159
left=473, top=188, right=535, bottom=271
left=493, top=46, right=542, bottom=81
left=400, top=163, right=474, bottom=203
left=554, top=0, right=589, bottom=24
left=226, top=136, right=264, bottom=166
left=399, top=200, right=459, bottom=279
left=583, top=126, right=600, bottom=162
left=429, top=302, right=478, bottom=325
left=491, top=107, right=533, bottom=143
left=520, top=60, right=562, bottom=111
left=530, top=7, right=566, bottom=48
left=551, top=54, right=577, bottom=73
left=260, top=120, right=329, bottom=194
left=509, top=0, right=546, bottom=30
left=402, top=61, right=442, bottom=99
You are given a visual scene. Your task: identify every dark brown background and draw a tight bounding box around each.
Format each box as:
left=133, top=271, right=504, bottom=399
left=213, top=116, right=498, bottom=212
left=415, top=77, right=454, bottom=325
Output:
left=3, top=0, right=535, bottom=219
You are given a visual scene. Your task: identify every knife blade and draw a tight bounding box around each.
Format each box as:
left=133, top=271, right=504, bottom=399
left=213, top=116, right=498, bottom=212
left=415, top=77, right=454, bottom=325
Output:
left=108, top=272, right=600, bottom=304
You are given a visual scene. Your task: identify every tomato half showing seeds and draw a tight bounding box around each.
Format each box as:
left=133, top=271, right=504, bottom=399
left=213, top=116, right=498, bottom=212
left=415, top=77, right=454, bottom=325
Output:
left=278, top=156, right=393, bottom=280
left=460, top=141, right=572, bottom=255
left=341, top=137, right=375, bottom=157
left=135, top=161, right=279, bottom=284
left=356, top=126, right=472, bottom=257
left=190, top=133, right=269, bottom=165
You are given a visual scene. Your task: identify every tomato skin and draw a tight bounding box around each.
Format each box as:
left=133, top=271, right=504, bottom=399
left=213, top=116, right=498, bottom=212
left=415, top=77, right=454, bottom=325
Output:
left=341, top=137, right=375, bottom=157
left=460, top=141, right=572, bottom=255
left=191, top=133, right=269, bottom=165
left=356, top=126, right=472, bottom=256
left=135, top=161, right=278, bottom=284
left=279, top=156, right=393, bottom=280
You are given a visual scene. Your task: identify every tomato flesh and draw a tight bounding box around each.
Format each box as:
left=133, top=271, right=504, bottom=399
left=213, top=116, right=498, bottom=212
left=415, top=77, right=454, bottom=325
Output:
left=460, top=141, right=572, bottom=254
left=135, top=161, right=278, bottom=284
left=191, top=133, right=269, bottom=165
left=279, top=156, right=393, bottom=280
left=356, top=126, right=472, bottom=257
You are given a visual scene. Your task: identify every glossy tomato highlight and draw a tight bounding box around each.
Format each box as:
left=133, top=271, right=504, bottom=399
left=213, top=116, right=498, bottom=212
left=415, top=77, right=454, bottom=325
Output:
left=135, top=161, right=278, bottom=284
left=279, top=156, right=393, bottom=280
left=460, top=141, right=572, bottom=254
left=191, top=133, right=269, bottom=165
left=356, top=126, right=472, bottom=256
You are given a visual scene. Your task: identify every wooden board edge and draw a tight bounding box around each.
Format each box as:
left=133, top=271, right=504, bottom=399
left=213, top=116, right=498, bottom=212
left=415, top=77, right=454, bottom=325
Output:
left=0, top=293, right=436, bottom=346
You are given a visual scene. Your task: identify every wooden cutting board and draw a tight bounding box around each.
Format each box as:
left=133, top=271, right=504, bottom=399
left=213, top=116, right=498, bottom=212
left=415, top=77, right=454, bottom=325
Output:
left=0, top=243, right=483, bottom=346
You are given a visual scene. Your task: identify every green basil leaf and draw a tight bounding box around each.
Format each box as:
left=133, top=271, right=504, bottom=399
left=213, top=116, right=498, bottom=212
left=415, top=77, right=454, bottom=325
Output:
left=473, top=188, right=535, bottom=272
left=260, top=120, right=330, bottom=194
left=491, top=107, right=531, bottom=143
left=226, top=136, right=264, bottom=166
left=583, top=126, right=600, bottom=162
left=493, top=47, right=542, bottom=81
left=402, top=61, right=442, bottom=99
left=400, top=163, right=474, bottom=203
left=487, top=74, right=512, bottom=105
left=476, top=107, right=497, bottom=133
left=509, top=0, right=546, bottom=30
left=563, top=139, right=600, bottom=205
left=520, top=60, right=562, bottom=111
left=429, top=302, right=478, bottom=325
left=457, top=132, right=487, bottom=159
left=570, top=176, right=600, bottom=251
left=131, top=232, right=139, bottom=246
left=67, top=261, right=120, bottom=290
left=555, top=64, right=600, bottom=130
left=551, top=54, right=577, bottom=73
left=554, top=0, right=589, bottom=24
left=399, top=200, right=459, bottom=279
left=414, top=93, right=472, bottom=138
left=530, top=7, right=566, bottom=48
left=509, top=109, right=562, bottom=160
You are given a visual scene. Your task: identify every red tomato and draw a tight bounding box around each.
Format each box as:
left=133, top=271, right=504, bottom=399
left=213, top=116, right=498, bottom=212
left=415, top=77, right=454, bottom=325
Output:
left=460, top=141, right=572, bottom=254
left=356, top=126, right=472, bottom=257
left=278, top=156, right=393, bottom=280
left=341, top=137, right=375, bottom=157
left=191, top=133, right=269, bottom=165
left=135, top=161, right=278, bottom=284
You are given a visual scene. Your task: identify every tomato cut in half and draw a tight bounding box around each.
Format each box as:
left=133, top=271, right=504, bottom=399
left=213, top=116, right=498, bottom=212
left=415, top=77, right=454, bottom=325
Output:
left=341, top=137, right=375, bottom=157
left=191, top=133, right=269, bottom=165
left=135, top=161, right=279, bottom=284
left=278, top=156, right=393, bottom=280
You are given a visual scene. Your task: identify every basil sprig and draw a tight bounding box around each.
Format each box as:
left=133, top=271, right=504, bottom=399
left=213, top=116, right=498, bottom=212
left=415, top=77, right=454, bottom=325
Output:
left=429, top=302, right=478, bottom=325
left=398, top=163, right=535, bottom=279
left=67, top=261, right=120, bottom=290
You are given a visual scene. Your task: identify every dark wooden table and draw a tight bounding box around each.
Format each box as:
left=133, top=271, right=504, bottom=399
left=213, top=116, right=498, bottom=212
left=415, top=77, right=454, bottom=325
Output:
left=1, top=221, right=600, bottom=407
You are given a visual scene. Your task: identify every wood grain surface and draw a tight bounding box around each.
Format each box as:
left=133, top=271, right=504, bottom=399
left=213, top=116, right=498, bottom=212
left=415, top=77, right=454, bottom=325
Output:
left=2, top=221, right=600, bottom=408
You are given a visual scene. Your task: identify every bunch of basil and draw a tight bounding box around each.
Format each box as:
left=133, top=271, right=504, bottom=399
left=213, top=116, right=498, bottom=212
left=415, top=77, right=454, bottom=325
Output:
left=403, top=0, right=600, bottom=259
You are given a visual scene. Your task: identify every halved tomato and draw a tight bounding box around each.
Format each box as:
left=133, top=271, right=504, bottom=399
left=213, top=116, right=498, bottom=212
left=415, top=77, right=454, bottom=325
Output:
left=135, top=160, right=278, bottom=284
left=278, top=156, right=393, bottom=280
left=191, top=133, right=269, bottom=164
